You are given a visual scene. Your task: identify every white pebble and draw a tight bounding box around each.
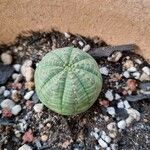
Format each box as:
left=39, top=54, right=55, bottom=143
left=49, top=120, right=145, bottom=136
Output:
left=12, top=73, right=19, bottom=80
left=23, top=60, right=32, bottom=67
left=107, top=122, right=117, bottom=131
left=13, top=64, right=21, bottom=72
left=117, top=120, right=126, bottom=129
left=64, top=32, right=70, bottom=38
left=140, top=72, right=150, bottom=81
left=18, top=144, right=32, bottom=150
left=1, top=99, right=15, bottom=110
left=106, top=147, right=111, bottom=150
left=135, top=59, right=142, bottom=65
left=126, top=108, right=140, bottom=121
left=33, top=103, right=44, bottom=113
left=117, top=101, right=124, bottom=108
left=105, top=90, right=114, bottom=101
left=123, top=100, right=131, bottom=109
left=1, top=52, right=13, bottom=65
left=94, top=127, right=100, bottom=133
left=123, top=71, right=130, bottom=78
left=107, top=107, right=116, bottom=116
left=110, top=144, right=118, bottom=150
left=11, top=105, right=22, bottom=115
left=21, top=66, right=34, bottom=82
left=100, top=67, right=109, bottom=75
left=92, top=132, right=99, bottom=139
left=108, top=52, right=122, bottom=62
left=115, top=93, right=121, bottom=100
left=95, top=145, right=100, bottom=150
left=102, top=135, right=111, bottom=143
left=0, top=86, right=6, bottom=94
left=83, top=44, right=90, bottom=52
left=132, top=72, right=140, bottom=79
left=125, top=115, right=134, bottom=127
left=98, top=138, right=108, bottom=148
left=78, top=41, right=84, bottom=47
left=3, top=90, right=11, bottom=97
left=24, top=91, right=34, bottom=100
left=127, top=67, right=137, bottom=72
left=142, top=66, right=150, bottom=75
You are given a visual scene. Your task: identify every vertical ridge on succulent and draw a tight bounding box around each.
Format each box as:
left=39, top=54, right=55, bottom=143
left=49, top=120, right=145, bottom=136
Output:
left=35, top=47, right=103, bottom=115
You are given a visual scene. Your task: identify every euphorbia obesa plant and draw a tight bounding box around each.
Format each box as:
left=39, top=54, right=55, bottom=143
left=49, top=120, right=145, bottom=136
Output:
left=34, top=47, right=102, bottom=115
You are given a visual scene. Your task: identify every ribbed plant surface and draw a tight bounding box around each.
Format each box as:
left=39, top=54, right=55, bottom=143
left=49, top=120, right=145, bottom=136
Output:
left=35, top=47, right=102, bottom=115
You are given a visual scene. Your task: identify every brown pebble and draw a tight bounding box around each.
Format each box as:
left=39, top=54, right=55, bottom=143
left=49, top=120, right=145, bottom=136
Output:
left=11, top=91, right=21, bottom=102
left=126, top=79, right=137, bottom=92
left=25, top=82, right=35, bottom=91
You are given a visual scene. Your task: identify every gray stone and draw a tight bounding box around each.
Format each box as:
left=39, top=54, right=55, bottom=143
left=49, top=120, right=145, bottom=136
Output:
left=1, top=99, right=15, bottom=110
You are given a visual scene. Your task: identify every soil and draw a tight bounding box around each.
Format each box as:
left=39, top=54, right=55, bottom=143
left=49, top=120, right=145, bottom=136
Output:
left=0, top=30, right=149, bottom=150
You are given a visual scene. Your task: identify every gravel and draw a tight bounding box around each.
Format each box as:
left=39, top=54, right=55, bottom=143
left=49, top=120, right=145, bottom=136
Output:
left=0, top=30, right=149, bottom=150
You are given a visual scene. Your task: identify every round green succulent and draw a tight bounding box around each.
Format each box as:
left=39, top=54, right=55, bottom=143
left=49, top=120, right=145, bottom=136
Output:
left=34, top=47, right=102, bottom=115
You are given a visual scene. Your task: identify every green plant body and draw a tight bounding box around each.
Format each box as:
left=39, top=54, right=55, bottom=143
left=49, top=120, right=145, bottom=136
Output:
left=34, top=47, right=102, bottom=115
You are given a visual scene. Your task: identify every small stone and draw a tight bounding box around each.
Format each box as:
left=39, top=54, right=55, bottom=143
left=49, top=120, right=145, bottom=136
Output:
left=14, top=74, right=23, bottom=83
left=117, top=101, right=124, bottom=108
left=33, top=103, right=44, bottom=113
left=126, top=108, right=140, bottom=121
left=140, top=72, right=150, bottom=81
left=126, top=79, right=137, bottom=92
left=22, top=129, right=33, bottom=143
left=32, top=93, right=39, bottom=103
left=95, top=145, right=100, bottom=150
left=115, top=93, right=121, bottom=100
left=0, top=64, right=14, bottom=84
left=108, top=51, right=122, bottom=62
left=99, top=99, right=109, bottom=107
left=102, top=135, right=111, bottom=143
left=1, top=99, right=15, bottom=110
left=64, top=32, right=70, bottom=38
left=107, top=122, right=117, bottom=131
left=142, top=66, right=150, bottom=75
left=34, top=139, right=42, bottom=148
left=2, top=108, right=12, bottom=118
left=127, top=67, right=137, bottom=72
left=83, top=44, right=90, bottom=52
left=23, top=60, right=33, bottom=67
left=98, top=138, right=108, bottom=148
left=123, top=71, right=130, bottom=78
left=78, top=41, right=84, bottom=47
left=135, top=59, right=142, bottom=65
left=132, top=72, right=140, bottom=79
left=11, top=90, right=21, bottom=102
left=18, top=144, right=32, bottom=150
left=94, top=127, right=100, bottom=133
left=110, top=144, right=118, bottom=150
left=21, top=66, right=34, bottom=82
left=41, top=134, right=48, bottom=142
left=123, top=100, right=131, bottom=109
left=3, top=90, right=11, bottom=97
left=25, top=82, right=35, bottom=91
left=0, top=86, right=6, bottom=94
left=25, top=100, right=33, bottom=110
left=24, top=91, right=34, bottom=100
left=106, top=147, right=111, bottom=150
left=11, top=105, right=22, bottom=115
left=107, top=107, right=116, bottom=116
left=125, top=115, right=134, bottom=127
left=12, top=73, right=19, bottom=80
left=1, top=52, right=13, bottom=65
left=105, top=90, right=113, bottom=101
left=100, top=67, right=109, bottom=75
left=109, top=131, right=117, bottom=139
left=123, top=60, right=134, bottom=69
left=117, top=120, right=126, bottom=129
left=13, top=64, right=21, bottom=72
left=92, top=132, right=99, bottom=139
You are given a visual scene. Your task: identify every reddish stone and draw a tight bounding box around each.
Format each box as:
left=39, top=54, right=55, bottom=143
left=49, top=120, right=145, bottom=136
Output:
left=22, top=129, right=34, bottom=143
left=99, top=99, right=109, bottom=107
left=25, top=100, right=33, bottom=110
left=2, top=108, right=12, bottom=118
left=127, top=79, right=137, bottom=92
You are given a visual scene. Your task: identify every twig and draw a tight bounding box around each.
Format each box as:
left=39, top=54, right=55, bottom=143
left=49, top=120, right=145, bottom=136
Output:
left=88, top=44, right=137, bottom=58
